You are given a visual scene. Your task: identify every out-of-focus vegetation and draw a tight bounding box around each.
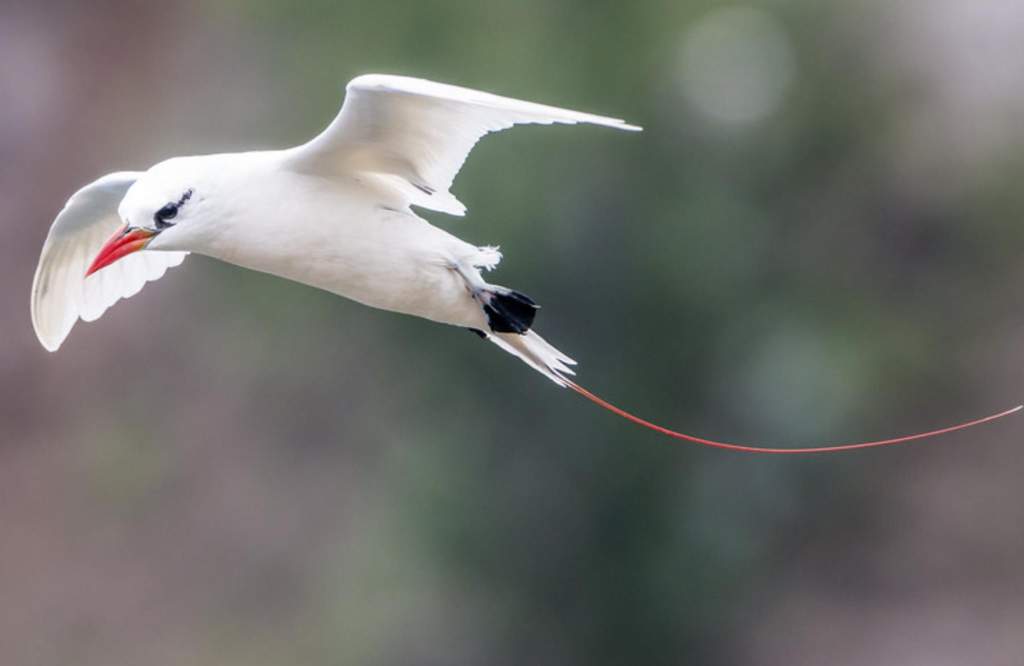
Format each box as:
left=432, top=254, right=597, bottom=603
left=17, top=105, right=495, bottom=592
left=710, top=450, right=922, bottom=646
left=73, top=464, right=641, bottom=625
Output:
left=2, top=1, right=1023, bottom=664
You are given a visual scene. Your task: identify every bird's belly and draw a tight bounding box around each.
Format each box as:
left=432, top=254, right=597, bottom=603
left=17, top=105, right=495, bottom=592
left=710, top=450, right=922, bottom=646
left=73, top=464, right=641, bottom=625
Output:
left=221, top=213, right=486, bottom=329
left=306, top=247, right=479, bottom=327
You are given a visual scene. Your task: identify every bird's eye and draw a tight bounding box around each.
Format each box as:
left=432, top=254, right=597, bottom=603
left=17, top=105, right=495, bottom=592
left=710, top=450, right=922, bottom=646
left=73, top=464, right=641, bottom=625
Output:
left=152, top=189, right=194, bottom=229
left=154, top=203, right=178, bottom=229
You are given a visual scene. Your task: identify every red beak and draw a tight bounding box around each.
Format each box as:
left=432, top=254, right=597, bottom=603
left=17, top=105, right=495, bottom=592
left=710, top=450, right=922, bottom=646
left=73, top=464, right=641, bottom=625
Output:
left=85, top=225, right=157, bottom=277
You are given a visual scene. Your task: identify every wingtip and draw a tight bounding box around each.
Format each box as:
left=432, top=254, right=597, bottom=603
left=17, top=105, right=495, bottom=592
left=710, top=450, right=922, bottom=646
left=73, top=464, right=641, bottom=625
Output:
left=30, top=308, right=64, bottom=352
left=36, top=332, right=62, bottom=353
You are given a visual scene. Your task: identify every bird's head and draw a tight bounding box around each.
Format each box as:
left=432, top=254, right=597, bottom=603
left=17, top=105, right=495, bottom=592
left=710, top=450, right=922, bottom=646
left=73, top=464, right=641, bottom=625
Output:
left=86, top=160, right=208, bottom=276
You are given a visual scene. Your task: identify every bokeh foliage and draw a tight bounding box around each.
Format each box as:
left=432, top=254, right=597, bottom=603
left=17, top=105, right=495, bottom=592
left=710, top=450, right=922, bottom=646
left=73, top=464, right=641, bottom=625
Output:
left=3, top=1, right=1023, bottom=664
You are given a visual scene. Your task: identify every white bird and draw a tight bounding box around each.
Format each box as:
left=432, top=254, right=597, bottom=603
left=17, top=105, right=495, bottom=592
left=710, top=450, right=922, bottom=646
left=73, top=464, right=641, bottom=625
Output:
left=31, top=74, right=1018, bottom=453
left=32, top=74, right=638, bottom=384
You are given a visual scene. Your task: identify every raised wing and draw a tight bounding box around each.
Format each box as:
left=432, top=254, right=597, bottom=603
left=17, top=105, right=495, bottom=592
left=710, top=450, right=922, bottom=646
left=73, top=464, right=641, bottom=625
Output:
left=31, top=172, right=188, bottom=351
left=289, top=74, right=641, bottom=216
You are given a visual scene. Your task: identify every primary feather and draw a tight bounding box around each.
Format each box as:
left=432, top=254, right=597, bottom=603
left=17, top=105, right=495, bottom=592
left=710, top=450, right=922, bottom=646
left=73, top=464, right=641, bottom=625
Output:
left=289, top=74, right=641, bottom=216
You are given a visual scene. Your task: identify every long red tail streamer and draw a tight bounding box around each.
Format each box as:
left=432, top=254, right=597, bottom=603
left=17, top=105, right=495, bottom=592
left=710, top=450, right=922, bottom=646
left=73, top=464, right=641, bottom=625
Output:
left=565, top=380, right=1021, bottom=454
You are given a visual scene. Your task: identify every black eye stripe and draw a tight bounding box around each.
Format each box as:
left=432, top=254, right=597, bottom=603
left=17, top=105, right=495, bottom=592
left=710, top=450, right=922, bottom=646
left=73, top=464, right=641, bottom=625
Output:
left=153, top=188, right=194, bottom=229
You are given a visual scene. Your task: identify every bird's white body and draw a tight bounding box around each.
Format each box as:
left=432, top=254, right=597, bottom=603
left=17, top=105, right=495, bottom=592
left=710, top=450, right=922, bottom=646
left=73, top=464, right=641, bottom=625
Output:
left=32, top=74, right=640, bottom=383
left=153, top=151, right=492, bottom=330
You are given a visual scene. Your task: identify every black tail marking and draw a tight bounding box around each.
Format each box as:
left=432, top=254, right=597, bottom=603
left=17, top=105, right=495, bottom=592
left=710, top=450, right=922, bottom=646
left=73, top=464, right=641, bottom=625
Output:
left=483, top=289, right=539, bottom=334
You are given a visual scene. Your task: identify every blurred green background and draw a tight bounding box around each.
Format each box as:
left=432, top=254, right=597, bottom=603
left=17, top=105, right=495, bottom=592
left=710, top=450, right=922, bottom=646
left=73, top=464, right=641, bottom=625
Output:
left=3, top=1, right=1024, bottom=664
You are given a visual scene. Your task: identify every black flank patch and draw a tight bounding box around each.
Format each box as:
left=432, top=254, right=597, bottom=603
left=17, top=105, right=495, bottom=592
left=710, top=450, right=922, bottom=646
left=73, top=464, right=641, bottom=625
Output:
left=483, top=289, right=539, bottom=334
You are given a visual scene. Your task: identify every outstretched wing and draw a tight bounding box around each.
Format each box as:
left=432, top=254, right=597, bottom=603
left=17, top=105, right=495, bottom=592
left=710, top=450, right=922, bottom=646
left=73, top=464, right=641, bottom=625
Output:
left=288, top=74, right=641, bottom=216
left=31, top=172, right=188, bottom=351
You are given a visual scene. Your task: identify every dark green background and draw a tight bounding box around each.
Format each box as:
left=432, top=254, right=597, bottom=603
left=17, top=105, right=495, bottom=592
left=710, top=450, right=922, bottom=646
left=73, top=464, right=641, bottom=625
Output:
left=3, top=1, right=1022, bottom=664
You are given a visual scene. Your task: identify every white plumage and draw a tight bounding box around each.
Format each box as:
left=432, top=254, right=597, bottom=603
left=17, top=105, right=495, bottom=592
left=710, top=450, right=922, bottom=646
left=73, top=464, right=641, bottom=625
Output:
left=31, top=171, right=187, bottom=351
left=31, top=74, right=639, bottom=384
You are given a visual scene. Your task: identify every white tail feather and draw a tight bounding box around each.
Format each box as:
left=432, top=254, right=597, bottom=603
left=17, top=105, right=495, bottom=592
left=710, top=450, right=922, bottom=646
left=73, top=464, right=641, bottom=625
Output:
left=489, top=330, right=576, bottom=386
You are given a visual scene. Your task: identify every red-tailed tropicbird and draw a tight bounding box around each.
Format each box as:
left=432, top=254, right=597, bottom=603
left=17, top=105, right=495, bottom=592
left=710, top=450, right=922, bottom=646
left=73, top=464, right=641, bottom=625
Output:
left=30, top=75, right=1019, bottom=453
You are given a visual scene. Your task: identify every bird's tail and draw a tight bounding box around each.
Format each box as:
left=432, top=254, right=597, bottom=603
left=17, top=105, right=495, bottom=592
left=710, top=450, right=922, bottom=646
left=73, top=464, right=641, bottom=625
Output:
left=488, top=329, right=577, bottom=386
left=466, top=280, right=577, bottom=386
left=473, top=292, right=1020, bottom=452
